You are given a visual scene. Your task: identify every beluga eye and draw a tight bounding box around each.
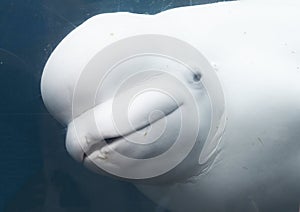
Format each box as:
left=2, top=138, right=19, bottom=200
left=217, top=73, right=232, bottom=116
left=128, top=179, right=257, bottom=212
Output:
left=193, top=72, right=202, bottom=82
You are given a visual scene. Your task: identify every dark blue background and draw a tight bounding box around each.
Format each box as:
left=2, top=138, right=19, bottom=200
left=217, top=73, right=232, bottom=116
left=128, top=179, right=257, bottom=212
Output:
left=0, top=1, right=230, bottom=211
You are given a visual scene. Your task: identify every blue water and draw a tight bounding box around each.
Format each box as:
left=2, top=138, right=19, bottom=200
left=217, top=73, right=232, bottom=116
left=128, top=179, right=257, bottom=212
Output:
left=0, top=1, right=231, bottom=211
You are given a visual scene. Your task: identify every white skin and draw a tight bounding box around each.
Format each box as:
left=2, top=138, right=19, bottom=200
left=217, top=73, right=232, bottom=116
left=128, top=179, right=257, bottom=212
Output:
left=41, top=1, right=300, bottom=211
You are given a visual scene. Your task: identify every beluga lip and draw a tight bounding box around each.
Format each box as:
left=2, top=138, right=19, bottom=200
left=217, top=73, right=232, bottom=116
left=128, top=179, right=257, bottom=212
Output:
left=67, top=83, right=184, bottom=164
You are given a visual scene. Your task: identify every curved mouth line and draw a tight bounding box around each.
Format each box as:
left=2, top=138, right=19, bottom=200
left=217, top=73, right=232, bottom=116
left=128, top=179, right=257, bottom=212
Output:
left=81, top=104, right=182, bottom=163
left=82, top=135, right=122, bottom=162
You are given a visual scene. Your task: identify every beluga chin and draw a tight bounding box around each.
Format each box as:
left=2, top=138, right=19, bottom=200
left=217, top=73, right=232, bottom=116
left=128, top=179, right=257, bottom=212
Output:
left=40, top=1, right=300, bottom=211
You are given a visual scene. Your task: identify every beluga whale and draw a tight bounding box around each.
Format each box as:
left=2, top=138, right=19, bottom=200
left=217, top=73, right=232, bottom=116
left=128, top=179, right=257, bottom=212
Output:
left=41, top=0, right=300, bottom=211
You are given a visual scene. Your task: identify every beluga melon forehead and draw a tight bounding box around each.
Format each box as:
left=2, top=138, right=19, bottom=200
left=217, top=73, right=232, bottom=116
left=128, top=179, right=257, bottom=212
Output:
left=41, top=17, right=226, bottom=181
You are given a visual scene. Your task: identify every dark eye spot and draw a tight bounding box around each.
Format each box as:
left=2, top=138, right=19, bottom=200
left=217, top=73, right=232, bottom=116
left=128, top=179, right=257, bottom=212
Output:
left=193, top=73, right=201, bottom=82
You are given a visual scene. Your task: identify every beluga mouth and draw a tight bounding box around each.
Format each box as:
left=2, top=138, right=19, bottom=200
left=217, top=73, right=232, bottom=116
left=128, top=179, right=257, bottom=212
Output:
left=41, top=32, right=226, bottom=182
left=66, top=79, right=184, bottom=163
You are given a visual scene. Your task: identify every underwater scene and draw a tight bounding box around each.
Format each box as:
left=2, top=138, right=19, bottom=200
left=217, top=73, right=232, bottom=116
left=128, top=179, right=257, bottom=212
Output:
left=1, top=0, right=300, bottom=212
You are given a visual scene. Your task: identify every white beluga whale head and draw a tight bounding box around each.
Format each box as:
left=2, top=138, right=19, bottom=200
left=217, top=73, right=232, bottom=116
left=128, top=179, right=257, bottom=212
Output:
left=41, top=33, right=226, bottom=182
left=41, top=1, right=300, bottom=211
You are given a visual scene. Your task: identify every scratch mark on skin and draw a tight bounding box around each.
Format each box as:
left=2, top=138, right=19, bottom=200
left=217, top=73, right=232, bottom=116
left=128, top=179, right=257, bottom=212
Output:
left=85, top=136, right=92, bottom=145
left=98, top=151, right=107, bottom=160
left=41, top=4, right=77, bottom=29
left=257, top=137, right=264, bottom=146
